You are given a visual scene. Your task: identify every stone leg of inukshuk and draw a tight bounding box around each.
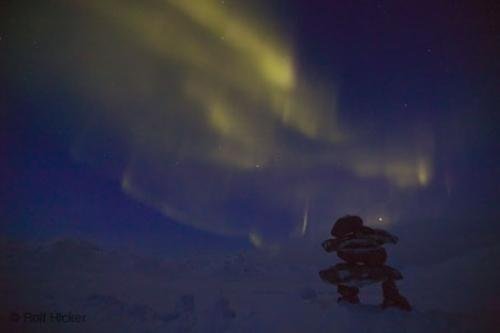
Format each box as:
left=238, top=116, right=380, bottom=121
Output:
left=381, top=278, right=412, bottom=311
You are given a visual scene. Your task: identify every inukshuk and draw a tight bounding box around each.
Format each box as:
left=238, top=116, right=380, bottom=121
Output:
left=319, top=215, right=412, bottom=311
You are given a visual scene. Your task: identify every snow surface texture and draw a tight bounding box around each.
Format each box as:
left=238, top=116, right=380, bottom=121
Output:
left=0, top=238, right=497, bottom=332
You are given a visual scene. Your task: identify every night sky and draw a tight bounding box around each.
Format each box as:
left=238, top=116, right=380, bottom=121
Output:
left=1, top=0, right=499, bottom=260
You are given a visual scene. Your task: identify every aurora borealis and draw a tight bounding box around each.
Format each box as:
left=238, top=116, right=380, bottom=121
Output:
left=2, top=0, right=498, bottom=251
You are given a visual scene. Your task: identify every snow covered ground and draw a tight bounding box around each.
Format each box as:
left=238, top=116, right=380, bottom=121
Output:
left=0, top=238, right=497, bottom=332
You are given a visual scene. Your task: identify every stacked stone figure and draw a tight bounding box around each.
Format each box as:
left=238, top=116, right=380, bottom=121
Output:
left=319, top=215, right=412, bottom=311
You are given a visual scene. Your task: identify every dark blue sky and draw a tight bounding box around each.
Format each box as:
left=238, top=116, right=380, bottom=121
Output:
left=1, top=0, right=499, bottom=259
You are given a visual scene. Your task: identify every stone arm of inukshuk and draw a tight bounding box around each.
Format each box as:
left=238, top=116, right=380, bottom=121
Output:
left=322, top=227, right=398, bottom=253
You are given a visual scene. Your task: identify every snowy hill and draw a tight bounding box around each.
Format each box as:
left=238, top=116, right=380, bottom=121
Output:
left=0, top=238, right=496, bottom=332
